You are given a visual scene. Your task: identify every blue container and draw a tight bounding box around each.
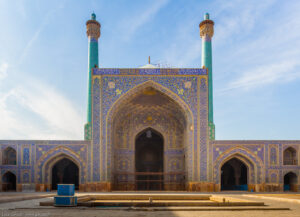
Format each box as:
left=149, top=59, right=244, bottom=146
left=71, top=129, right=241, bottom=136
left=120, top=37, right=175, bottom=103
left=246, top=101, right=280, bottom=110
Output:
left=57, top=184, right=75, bottom=196
left=239, top=184, right=248, bottom=191
left=54, top=196, right=77, bottom=207
left=284, top=184, right=290, bottom=191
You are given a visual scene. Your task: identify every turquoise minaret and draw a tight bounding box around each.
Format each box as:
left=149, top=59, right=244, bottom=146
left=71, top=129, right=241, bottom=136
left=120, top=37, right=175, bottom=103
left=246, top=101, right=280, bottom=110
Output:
left=85, top=13, right=101, bottom=140
left=200, top=13, right=215, bottom=140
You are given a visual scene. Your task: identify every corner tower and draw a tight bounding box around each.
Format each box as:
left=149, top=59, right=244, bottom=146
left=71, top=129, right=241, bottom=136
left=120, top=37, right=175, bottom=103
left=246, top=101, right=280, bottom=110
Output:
left=85, top=13, right=101, bottom=140
left=199, top=13, right=215, bottom=140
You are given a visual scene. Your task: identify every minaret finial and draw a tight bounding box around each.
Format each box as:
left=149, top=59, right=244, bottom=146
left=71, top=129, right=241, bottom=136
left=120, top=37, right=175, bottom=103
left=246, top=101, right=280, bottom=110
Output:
left=204, top=12, right=209, bottom=20
left=91, top=12, right=96, bottom=20
left=148, top=56, right=150, bottom=64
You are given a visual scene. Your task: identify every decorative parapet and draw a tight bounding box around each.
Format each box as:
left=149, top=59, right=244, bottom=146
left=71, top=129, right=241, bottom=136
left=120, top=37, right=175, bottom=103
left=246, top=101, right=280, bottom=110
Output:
left=92, top=68, right=207, bottom=76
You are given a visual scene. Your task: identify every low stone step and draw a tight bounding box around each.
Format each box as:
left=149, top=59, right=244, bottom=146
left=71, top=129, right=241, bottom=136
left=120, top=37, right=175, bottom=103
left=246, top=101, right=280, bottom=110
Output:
left=88, top=194, right=211, bottom=200
left=80, top=199, right=265, bottom=207
left=96, top=207, right=290, bottom=211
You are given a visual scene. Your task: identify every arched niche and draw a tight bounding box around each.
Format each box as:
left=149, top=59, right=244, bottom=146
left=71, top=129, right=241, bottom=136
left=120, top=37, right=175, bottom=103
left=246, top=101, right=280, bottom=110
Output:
left=221, top=158, right=248, bottom=191
left=2, top=147, right=16, bottom=165
left=284, top=172, right=298, bottom=192
left=214, top=147, right=265, bottom=186
left=2, top=171, right=16, bottom=191
left=135, top=128, right=164, bottom=190
left=109, top=82, right=191, bottom=190
left=283, top=147, right=297, bottom=165
left=51, top=158, right=79, bottom=190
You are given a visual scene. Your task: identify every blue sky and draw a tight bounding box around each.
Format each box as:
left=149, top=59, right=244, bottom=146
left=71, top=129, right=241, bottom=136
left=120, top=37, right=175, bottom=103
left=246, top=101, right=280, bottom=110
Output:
left=0, top=0, right=300, bottom=140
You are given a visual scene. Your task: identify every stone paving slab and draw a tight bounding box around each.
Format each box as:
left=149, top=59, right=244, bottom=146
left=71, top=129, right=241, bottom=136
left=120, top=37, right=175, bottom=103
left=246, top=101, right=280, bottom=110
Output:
left=244, top=194, right=300, bottom=204
left=40, top=193, right=265, bottom=207
left=0, top=208, right=293, bottom=217
left=0, top=193, right=297, bottom=217
left=0, top=193, right=55, bottom=204
left=250, top=194, right=300, bottom=199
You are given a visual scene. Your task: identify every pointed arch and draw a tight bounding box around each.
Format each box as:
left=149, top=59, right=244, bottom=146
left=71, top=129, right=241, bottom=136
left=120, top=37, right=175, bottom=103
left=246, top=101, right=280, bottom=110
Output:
left=221, top=157, right=248, bottom=190
left=2, top=171, right=16, bottom=191
left=284, top=171, right=298, bottom=191
left=2, top=147, right=17, bottom=165
left=49, top=156, right=79, bottom=190
left=107, top=80, right=193, bottom=124
left=43, top=153, right=80, bottom=184
left=134, top=127, right=164, bottom=142
left=105, top=80, right=193, bottom=186
left=283, top=146, right=297, bottom=165
left=36, top=146, right=86, bottom=185
left=135, top=127, right=164, bottom=190
left=214, top=147, right=264, bottom=184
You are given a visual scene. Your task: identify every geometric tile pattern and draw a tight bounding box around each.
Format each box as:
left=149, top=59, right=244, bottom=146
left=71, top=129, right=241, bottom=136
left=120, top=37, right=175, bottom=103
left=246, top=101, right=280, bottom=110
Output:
left=1, top=67, right=300, bottom=190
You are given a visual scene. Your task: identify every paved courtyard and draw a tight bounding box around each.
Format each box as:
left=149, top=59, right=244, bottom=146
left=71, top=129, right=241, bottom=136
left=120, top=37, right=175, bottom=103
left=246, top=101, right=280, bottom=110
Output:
left=0, top=193, right=300, bottom=217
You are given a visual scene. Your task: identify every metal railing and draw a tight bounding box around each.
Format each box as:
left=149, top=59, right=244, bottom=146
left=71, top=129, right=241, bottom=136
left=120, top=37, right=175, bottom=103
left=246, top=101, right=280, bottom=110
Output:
left=113, top=172, right=185, bottom=191
left=283, top=159, right=298, bottom=165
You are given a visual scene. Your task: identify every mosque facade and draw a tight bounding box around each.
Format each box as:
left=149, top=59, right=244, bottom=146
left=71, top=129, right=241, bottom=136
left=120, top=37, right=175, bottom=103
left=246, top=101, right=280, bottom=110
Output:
left=0, top=13, right=299, bottom=192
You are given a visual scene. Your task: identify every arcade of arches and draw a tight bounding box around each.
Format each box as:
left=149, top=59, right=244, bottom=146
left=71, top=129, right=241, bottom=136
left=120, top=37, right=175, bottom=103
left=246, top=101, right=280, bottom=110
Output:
left=112, top=86, right=187, bottom=191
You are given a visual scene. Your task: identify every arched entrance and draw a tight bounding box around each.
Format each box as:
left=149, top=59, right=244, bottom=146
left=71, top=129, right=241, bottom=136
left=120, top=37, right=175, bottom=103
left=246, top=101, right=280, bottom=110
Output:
left=110, top=83, right=190, bottom=191
left=221, top=158, right=248, bottom=191
left=135, top=128, right=164, bottom=190
left=51, top=158, right=79, bottom=190
left=2, top=172, right=16, bottom=191
left=284, top=172, right=298, bottom=191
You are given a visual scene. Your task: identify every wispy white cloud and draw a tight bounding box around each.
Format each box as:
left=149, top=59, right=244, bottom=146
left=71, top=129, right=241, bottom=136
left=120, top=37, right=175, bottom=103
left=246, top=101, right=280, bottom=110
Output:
left=212, top=0, right=300, bottom=94
left=19, top=2, right=66, bottom=64
left=213, top=0, right=276, bottom=46
left=16, top=80, right=84, bottom=137
left=159, top=0, right=278, bottom=67
left=160, top=17, right=202, bottom=67
left=163, top=39, right=202, bottom=67
left=120, top=0, right=169, bottom=40
left=19, top=28, right=43, bottom=64
left=0, top=89, right=29, bottom=139
left=220, top=60, right=300, bottom=92
left=0, top=63, right=8, bottom=81
left=0, top=75, right=84, bottom=140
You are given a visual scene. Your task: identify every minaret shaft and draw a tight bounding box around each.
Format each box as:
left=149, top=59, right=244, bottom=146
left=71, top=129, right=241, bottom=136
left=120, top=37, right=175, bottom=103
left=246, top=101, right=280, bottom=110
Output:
left=201, top=35, right=213, bottom=123
left=85, top=13, right=100, bottom=140
left=87, top=37, right=99, bottom=123
left=200, top=13, right=215, bottom=140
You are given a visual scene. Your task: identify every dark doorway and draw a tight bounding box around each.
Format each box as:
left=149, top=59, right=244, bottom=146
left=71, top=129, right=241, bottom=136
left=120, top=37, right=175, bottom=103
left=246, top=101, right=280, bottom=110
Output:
left=135, top=128, right=164, bottom=190
left=2, top=172, right=16, bottom=191
left=51, top=158, right=79, bottom=190
left=284, top=172, right=297, bottom=191
left=221, top=158, right=248, bottom=191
